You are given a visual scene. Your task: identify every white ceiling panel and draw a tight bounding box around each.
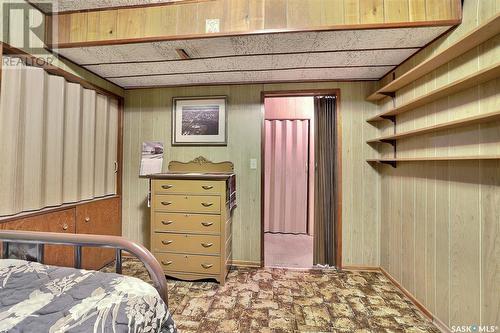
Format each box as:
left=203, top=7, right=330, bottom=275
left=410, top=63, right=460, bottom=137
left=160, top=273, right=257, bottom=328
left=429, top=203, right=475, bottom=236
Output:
left=57, top=27, right=447, bottom=65
left=85, top=49, right=416, bottom=78
left=54, top=24, right=453, bottom=88
left=34, top=0, right=176, bottom=13
left=312, top=26, right=450, bottom=50
left=109, top=66, right=394, bottom=88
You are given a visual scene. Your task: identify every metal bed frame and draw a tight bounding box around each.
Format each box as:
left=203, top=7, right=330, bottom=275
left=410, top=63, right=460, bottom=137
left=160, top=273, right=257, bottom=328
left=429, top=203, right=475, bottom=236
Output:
left=0, top=230, right=168, bottom=304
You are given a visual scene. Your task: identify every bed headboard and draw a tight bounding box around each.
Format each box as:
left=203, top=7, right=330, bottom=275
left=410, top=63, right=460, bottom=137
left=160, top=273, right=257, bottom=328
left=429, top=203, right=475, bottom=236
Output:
left=0, top=230, right=169, bottom=304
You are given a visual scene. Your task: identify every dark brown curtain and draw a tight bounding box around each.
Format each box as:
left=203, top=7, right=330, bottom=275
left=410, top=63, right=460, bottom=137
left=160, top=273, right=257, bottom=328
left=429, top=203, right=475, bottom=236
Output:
left=313, top=96, right=337, bottom=266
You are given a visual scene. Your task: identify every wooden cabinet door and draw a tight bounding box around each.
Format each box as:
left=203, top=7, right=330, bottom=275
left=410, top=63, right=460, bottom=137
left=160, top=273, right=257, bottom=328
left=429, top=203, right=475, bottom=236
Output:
left=0, top=209, right=76, bottom=267
left=76, top=197, right=121, bottom=270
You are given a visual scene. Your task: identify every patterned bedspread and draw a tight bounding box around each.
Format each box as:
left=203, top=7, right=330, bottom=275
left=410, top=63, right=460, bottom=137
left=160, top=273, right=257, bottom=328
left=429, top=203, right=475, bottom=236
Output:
left=0, top=259, right=176, bottom=333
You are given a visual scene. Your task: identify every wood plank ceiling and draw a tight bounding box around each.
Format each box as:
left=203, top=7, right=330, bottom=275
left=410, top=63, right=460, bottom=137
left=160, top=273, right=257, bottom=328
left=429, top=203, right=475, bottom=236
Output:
left=55, top=25, right=451, bottom=88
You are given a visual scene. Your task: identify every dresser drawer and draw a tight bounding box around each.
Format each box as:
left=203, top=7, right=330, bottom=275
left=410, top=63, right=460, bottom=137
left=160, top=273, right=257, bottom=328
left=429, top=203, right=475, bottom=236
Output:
left=156, top=252, right=220, bottom=275
left=153, top=179, right=222, bottom=194
left=153, top=213, right=220, bottom=234
left=154, top=194, right=220, bottom=213
left=152, top=233, right=220, bottom=255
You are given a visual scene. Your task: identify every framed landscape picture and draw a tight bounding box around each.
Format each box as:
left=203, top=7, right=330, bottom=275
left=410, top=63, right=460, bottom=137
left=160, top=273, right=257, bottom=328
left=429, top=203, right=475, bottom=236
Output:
left=172, top=96, right=227, bottom=146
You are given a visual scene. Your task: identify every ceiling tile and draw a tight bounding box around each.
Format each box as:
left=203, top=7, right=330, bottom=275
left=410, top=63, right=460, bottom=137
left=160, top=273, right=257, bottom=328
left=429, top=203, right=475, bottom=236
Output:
left=110, top=66, right=394, bottom=88
left=54, top=25, right=452, bottom=87
left=313, top=26, right=450, bottom=50
left=85, top=49, right=415, bottom=78
left=36, top=0, right=176, bottom=13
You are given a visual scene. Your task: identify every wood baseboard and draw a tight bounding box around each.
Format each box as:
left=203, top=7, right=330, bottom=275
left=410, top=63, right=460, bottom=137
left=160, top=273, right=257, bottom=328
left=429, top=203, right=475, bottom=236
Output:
left=229, top=259, right=261, bottom=268
left=379, top=267, right=433, bottom=319
left=432, top=315, right=452, bottom=333
left=342, top=266, right=451, bottom=333
left=379, top=266, right=452, bottom=333
left=342, top=265, right=380, bottom=272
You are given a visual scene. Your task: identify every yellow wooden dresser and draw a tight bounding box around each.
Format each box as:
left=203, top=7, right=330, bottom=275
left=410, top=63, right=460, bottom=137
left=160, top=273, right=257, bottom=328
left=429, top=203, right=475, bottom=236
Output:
left=148, top=157, right=236, bottom=285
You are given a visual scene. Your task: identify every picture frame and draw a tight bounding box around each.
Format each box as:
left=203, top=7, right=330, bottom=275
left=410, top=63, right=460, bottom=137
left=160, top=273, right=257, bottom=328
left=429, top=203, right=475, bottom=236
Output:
left=172, top=96, right=227, bottom=146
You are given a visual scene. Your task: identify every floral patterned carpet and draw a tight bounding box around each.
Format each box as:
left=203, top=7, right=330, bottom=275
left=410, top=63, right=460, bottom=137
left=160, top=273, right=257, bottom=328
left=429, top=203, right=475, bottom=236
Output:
left=102, top=258, right=439, bottom=332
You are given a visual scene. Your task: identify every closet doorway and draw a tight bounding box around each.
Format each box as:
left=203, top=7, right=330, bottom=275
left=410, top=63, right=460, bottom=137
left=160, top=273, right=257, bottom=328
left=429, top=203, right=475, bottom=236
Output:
left=263, top=96, right=314, bottom=268
left=261, top=90, right=341, bottom=269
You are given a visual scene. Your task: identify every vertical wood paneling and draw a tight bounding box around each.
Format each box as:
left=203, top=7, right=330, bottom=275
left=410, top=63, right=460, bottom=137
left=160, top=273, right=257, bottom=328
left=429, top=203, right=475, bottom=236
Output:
left=401, top=165, right=415, bottom=293
left=287, top=0, right=311, bottom=27
left=424, top=162, right=436, bottom=313
left=377, top=0, right=499, bottom=328
left=343, top=0, right=360, bottom=24
left=351, top=83, right=364, bottom=264
left=21, top=67, right=45, bottom=210
left=80, top=89, right=96, bottom=200
left=408, top=0, right=427, bottom=21
left=360, top=0, right=384, bottom=23
left=44, top=75, right=65, bottom=206
left=264, top=0, right=287, bottom=29
left=434, top=162, right=450, bottom=325
left=248, top=0, right=265, bottom=30
left=362, top=84, right=379, bottom=265
left=425, top=0, right=452, bottom=20
left=480, top=160, right=500, bottom=326
left=324, top=0, right=344, bottom=25
left=94, top=94, right=109, bottom=197
left=69, top=13, right=88, bottom=43
left=384, top=0, right=409, bottom=22
left=223, top=0, right=250, bottom=32
left=342, top=84, right=354, bottom=265
left=144, top=5, right=177, bottom=37
left=449, top=162, right=481, bottom=325
left=116, top=8, right=146, bottom=39
left=122, top=82, right=380, bottom=264
left=62, top=82, right=83, bottom=202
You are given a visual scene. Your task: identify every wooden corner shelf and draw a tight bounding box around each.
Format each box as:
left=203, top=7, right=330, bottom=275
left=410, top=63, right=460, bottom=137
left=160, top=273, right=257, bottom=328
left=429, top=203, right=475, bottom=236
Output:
left=366, top=13, right=500, bottom=102
left=367, top=155, right=500, bottom=168
left=366, top=62, right=500, bottom=123
left=366, top=110, right=500, bottom=144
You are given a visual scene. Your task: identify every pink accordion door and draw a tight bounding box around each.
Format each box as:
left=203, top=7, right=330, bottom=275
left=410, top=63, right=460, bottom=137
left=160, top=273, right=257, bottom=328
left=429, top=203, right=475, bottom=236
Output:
left=264, top=119, right=309, bottom=234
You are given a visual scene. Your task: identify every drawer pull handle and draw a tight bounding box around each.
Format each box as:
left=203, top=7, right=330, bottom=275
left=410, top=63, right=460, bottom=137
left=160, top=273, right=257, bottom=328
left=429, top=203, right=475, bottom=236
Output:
left=62, top=223, right=69, bottom=231
left=161, top=185, right=173, bottom=189
left=201, top=202, right=213, bottom=207
left=84, top=217, right=90, bottom=223
left=201, top=264, right=213, bottom=269
left=161, top=201, right=172, bottom=206
left=161, top=260, right=172, bottom=266
left=161, top=220, right=173, bottom=225
left=202, top=185, right=213, bottom=190
left=201, top=222, right=214, bottom=227
left=161, top=240, right=173, bottom=245
left=201, top=242, right=213, bottom=248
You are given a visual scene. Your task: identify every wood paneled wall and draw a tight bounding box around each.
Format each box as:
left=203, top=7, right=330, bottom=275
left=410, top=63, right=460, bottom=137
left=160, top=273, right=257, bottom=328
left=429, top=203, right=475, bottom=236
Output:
left=0, top=62, right=119, bottom=216
left=50, top=0, right=460, bottom=47
left=123, top=81, right=380, bottom=265
left=375, top=0, right=499, bottom=328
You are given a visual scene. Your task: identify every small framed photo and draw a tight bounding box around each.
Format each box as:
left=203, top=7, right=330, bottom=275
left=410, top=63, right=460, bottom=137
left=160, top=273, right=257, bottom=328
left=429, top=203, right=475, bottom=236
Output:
left=172, top=96, right=227, bottom=146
